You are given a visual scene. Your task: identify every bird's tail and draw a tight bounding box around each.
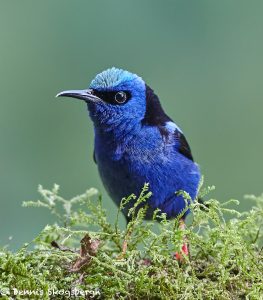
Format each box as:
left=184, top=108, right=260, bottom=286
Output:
left=197, top=197, right=209, bottom=210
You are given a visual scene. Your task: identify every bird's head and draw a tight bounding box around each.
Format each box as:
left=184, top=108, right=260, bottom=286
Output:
left=57, top=68, right=147, bottom=130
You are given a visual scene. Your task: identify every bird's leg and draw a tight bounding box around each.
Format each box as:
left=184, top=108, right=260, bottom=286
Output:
left=174, top=219, right=189, bottom=261
left=117, top=216, right=131, bottom=259
left=120, top=233, right=130, bottom=258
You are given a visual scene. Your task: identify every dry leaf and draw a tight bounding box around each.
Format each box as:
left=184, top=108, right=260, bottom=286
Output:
left=70, top=234, right=100, bottom=272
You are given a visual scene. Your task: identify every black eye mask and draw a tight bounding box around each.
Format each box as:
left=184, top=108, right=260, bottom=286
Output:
left=92, top=89, right=131, bottom=105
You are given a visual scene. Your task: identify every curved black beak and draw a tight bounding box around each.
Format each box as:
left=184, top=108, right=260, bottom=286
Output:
left=56, top=89, right=101, bottom=102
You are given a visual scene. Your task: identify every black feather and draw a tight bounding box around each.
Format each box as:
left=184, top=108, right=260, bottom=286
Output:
left=142, top=85, right=172, bottom=126
left=143, top=84, right=194, bottom=162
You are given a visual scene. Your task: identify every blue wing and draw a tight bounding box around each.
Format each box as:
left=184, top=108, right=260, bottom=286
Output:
left=174, top=128, right=194, bottom=161
left=163, top=121, right=194, bottom=161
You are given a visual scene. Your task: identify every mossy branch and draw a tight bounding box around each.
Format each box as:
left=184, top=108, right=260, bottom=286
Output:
left=0, top=183, right=263, bottom=299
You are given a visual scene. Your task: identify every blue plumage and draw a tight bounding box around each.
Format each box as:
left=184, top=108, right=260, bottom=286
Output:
left=57, top=67, right=201, bottom=221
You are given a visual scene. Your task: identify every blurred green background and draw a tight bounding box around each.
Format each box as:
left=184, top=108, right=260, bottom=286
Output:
left=0, top=0, right=263, bottom=249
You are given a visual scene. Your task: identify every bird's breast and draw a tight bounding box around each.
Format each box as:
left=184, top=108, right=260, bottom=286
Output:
left=94, top=131, right=166, bottom=203
left=93, top=129, right=201, bottom=219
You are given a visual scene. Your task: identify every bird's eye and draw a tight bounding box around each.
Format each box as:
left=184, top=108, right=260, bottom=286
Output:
left=114, top=91, right=127, bottom=104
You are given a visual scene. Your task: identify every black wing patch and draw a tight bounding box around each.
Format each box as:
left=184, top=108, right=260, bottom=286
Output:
left=142, top=85, right=172, bottom=126
left=174, top=129, right=194, bottom=161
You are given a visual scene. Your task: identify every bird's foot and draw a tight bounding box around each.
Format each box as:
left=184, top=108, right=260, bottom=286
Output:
left=174, top=243, right=189, bottom=262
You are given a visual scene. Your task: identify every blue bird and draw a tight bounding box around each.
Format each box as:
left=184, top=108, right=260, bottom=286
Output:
left=57, top=67, right=201, bottom=257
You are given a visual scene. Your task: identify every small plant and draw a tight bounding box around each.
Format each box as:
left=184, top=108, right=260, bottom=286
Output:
left=0, top=183, right=263, bottom=299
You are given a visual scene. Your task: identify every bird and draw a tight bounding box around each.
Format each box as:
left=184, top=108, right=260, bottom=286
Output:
left=56, top=67, right=201, bottom=258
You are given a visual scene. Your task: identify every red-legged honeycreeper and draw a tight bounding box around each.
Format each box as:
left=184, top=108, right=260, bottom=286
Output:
left=57, top=68, right=201, bottom=258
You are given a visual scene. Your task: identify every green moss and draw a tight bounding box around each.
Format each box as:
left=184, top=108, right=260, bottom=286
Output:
left=0, top=183, right=263, bottom=299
